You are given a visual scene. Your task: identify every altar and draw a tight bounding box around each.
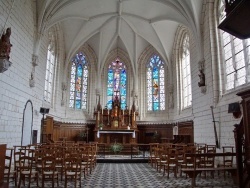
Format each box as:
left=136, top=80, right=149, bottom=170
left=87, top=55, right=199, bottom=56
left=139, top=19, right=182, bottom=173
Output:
left=94, top=94, right=139, bottom=144
left=95, top=129, right=137, bottom=144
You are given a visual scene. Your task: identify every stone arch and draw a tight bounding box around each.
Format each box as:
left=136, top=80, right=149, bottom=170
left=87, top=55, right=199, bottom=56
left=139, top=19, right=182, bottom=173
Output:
left=101, top=48, right=133, bottom=108
left=172, top=25, right=192, bottom=112
left=137, top=45, right=168, bottom=118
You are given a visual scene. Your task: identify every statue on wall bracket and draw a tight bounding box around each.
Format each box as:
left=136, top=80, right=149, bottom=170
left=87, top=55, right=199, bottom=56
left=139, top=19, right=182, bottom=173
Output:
left=0, top=27, right=12, bottom=73
left=198, top=59, right=206, bottom=93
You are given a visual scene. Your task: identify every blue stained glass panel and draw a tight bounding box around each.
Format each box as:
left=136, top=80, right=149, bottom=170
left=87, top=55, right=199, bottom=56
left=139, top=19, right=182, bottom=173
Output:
left=75, top=100, right=81, bottom=109
left=107, top=88, right=113, bottom=96
left=153, top=103, right=159, bottom=110
left=106, top=58, right=126, bottom=109
left=120, top=88, right=126, bottom=96
left=69, top=52, right=88, bottom=110
left=153, top=68, right=158, bottom=79
left=147, top=55, right=165, bottom=111
left=77, top=65, right=83, bottom=76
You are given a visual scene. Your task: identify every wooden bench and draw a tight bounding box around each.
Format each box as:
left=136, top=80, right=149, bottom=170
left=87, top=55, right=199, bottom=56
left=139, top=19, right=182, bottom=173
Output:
left=181, top=153, right=238, bottom=187
left=182, top=167, right=237, bottom=187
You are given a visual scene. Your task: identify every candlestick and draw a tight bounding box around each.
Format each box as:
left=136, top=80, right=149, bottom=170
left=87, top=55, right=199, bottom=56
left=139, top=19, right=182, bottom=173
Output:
left=97, top=111, right=100, bottom=121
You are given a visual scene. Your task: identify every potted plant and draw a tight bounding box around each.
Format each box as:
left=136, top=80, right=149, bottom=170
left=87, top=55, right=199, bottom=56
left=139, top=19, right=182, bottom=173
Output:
left=110, top=142, right=123, bottom=154
left=98, top=123, right=104, bottom=130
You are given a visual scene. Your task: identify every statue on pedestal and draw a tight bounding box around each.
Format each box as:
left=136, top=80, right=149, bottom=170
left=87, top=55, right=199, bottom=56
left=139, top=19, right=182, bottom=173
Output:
left=198, top=69, right=205, bottom=87
left=0, top=28, right=12, bottom=60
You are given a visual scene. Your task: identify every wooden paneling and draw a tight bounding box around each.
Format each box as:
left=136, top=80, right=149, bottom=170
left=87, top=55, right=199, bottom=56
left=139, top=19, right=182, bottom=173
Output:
left=0, top=144, right=6, bottom=185
left=42, top=116, right=193, bottom=144
left=45, top=116, right=53, bottom=134
left=236, top=89, right=250, bottom=187
left=178, top=121, right=194, bottom=143
left=137, top=121, right=194, bottom=144
left=42, top=116, right=94, bottom=143
left=137, top=124, right=173, bottom=144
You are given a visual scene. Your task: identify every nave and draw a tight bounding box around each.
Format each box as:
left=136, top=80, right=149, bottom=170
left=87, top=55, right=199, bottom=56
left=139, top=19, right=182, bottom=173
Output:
left=9, top=163, right=237, bottom=188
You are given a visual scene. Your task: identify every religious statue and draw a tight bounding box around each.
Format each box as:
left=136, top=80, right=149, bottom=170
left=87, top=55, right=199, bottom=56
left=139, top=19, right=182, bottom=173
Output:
left=198, top=69, right=205, bottom=87
left=173, top=124, right=178, bottom=135
left=153, top=81, right=159, bottom=96
left=0, top=28, right=12, bottom=60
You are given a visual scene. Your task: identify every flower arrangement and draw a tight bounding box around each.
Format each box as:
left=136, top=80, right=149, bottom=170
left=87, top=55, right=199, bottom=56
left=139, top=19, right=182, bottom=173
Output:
left=110, top=143, right=123, bottom=154
left=98, top=123, right=104, bottom=129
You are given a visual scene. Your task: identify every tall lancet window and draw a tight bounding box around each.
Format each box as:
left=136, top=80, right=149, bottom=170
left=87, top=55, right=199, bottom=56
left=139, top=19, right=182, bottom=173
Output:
left=147, top=55, right=165, bottom=111
left=219, top=1, right=250, bottom=91
left=44, top=43, right=55, bottom=103
left=69, top=52, right=89, bottom=109
left=181, top=34, right=192, bottom=108
left=106, top=58, right=127, bottom=109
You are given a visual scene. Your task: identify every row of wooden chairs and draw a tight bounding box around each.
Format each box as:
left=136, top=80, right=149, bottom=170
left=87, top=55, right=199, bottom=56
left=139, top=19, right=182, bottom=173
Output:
left=4, top=142, right=98, bottom=187
left=149, top=143, right=234, bottom=178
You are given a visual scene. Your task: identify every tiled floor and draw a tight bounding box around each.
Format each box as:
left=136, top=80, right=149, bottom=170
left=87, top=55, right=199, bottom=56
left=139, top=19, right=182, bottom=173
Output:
left=9, top=163, right=238, bottom=187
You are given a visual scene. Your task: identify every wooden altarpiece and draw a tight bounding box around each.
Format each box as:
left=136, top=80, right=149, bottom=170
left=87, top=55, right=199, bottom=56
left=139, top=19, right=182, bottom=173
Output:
left=93, top=95, right=138, bottom=144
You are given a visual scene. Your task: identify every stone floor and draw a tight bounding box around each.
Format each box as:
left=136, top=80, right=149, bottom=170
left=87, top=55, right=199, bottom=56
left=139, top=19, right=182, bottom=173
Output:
left=9, top=163, right=238, bottom=188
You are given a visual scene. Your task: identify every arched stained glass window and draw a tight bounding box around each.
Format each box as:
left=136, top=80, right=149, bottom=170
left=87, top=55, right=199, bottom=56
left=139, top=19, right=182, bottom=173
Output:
left=147, top=55, right=165, bottom=111
left=107, top=58, right=127, bottom=109
left=69, top=52, right=88, bottom=109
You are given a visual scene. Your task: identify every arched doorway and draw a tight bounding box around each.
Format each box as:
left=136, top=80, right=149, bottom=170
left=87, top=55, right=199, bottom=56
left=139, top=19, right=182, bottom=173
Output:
left=21, top=100, right=33, bottom=146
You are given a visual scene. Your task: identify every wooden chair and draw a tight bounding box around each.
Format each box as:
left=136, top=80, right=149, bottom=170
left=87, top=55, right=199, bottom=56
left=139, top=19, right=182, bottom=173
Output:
left=176, top=148, right=185, bottom=175
left=80, top=146, right=92, bottom=176
left=41, top=156, right=59, bottom=188
left=4, top=148, right=17, bottom=186
left=157, top=149, right=168, bottom=173
left=149, top=143, right=159, bottom=168
left=64, top=156, right=82, bottom=187
left=180, top=152, right=196, bottom=177
left=54, top=147, right=65, bottom=180
left=91, top=144, right=98, bottom=169
left=18, top=156, right=39, bottom=188
left=222, top=146, right=234, bottom=177
left=152, top=147, right=160, bottom=170
left=163, top=148, right=178, bottom=178
left=199, top=145, right=216, bottom=177
left=13, top=149, right=26, bottom=185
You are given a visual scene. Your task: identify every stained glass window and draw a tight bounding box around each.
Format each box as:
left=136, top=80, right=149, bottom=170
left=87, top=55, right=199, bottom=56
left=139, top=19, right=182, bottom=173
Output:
left=69, top=52, right=88, bottom=109
left=106, top=58, right=127, bottom=109
left=219, top=1, right=250, bottom=90
left=44, top=44, right=55, bottom=103
left=147, top=55, right=165, bottom=111
left=181, top=34, right=192, bottom=108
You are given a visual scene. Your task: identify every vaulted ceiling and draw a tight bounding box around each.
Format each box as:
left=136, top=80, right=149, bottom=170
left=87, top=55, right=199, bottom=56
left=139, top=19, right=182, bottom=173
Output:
left=37, top=0, right=203, bottom=67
